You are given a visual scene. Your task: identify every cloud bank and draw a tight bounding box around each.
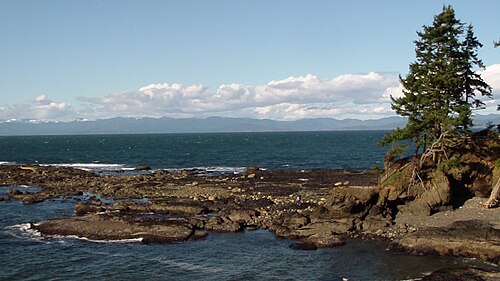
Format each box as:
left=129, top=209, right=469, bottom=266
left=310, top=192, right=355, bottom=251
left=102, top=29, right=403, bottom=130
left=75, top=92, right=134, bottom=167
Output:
left=2, top=64, right=499, bottom=121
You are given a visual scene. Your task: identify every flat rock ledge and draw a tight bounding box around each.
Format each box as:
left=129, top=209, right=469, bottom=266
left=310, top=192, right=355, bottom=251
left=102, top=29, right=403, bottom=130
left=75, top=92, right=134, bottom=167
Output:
left=35, top=214, right=199, bottom=243
left=389, top=220, right=500, bottom=265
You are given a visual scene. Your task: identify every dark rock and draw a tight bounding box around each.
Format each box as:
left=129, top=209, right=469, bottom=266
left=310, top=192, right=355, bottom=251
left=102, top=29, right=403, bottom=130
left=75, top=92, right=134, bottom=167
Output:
left=289, top=241, right=318, bottom=251
left=134, top=165, right=152, bottom=171
left=316, top=187, right=379, bottom=220
left=303, top=233, right=345, bottom=248
left=390, top=220, right=500, bottom=264
left=227, top=209, right=258, bottom=225
left=7, top=189, right=21, bottom=197
left=35, top=214, right=195, bottom=243
left=246, top=166, right=260, bottom=175
left=149, top=202, right=207, bottom=215
left=204, top=216, right=242, bottom=232
left=422, top=267, right=500, bottom=281
left=75, top=202, right=103, bottom=216
left=189, top=230, right=208, bottom=241
left=21, top=196, right=44, bottom=205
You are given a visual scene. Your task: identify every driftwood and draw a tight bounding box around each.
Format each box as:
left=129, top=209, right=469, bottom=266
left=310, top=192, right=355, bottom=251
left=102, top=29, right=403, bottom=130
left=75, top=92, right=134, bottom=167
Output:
left=484, top=177, right=500, bottom=208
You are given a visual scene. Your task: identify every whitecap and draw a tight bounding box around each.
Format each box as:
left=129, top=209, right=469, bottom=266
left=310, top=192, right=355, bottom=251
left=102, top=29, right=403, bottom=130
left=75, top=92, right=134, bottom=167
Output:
left=61, top=235, right=144, bottom=244
left=40, top=163, right=126, bottom=172
left=168, top=166, right=247, bottom=175
left=5, top=223, right=42, bottom=239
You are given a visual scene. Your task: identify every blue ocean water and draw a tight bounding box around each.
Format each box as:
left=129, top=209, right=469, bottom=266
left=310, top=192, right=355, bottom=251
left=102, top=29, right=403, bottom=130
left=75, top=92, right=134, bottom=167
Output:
left=0, top=131, right=389, bottom=171
left=0, top=132, right=483, bottom=280
left=0, top=194, right=473, bottom=281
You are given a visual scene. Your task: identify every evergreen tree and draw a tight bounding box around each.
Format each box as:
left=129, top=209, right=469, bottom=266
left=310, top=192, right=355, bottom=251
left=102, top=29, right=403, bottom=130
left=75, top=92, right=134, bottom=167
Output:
left=382, top=6, right=492, bottom=161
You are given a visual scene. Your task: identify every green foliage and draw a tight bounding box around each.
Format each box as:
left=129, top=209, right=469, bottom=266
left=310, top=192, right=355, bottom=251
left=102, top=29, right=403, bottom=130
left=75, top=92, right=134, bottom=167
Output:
left=437, top=156, right=461, bottom=172
left=381, top=171, right=402, bottom=187
left=383, top=143, right=408, bottom=164
left=495, top=158, right=500, bottom=169
left=382, top=5, right=492, bottom=162
left=370, top=164, right=384, bottom=173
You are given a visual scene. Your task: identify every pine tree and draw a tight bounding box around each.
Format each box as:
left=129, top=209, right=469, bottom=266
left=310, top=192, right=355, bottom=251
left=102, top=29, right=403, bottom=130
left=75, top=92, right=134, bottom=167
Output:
left=382, top=6, right=492, bottom=162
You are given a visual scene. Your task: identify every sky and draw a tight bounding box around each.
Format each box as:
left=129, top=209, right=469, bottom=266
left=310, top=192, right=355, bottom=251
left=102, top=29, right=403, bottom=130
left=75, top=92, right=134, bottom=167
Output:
left=1, top=0, right=499, bottom=121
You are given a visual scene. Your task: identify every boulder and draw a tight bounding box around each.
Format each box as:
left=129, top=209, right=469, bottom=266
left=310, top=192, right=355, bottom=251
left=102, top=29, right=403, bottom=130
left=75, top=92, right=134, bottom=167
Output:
left=303, top=233, right=345, bottom=248
left=289, top=242, right=318, bottom=251
left=204, top=216, right=241, bottom=232
left=189, top=230, right=208, bottom=241
left=227, top=209, right=258, bottom=225
left=134, top=165, right=152, bottom=171
left=311, top=187, right=379, bottom=221
left=246, top=166, right=260, bottom=175
left=7, top=189, right=21, bottom=197
left=21, top=195, right=44, bottom=205
left=75, top=202, right=103, bottom=216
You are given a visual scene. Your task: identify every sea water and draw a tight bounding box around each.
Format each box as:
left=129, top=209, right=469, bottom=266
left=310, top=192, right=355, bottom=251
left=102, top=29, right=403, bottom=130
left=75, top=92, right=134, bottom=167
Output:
left=0, top=132, right=487, bottom=280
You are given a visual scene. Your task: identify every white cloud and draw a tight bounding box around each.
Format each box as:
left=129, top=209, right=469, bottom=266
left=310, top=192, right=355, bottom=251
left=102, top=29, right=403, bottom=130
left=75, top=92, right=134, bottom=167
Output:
left=477, top=64, right=500, bottom=114
left=6, top=65, right=498, bottom=122
left=77, top=71, right=400, bottom=120
left=0, top=95, right=74, bottom=121
left=254, top=103, right=345, bottom=120
left=482, top=64, right=500, bottom=91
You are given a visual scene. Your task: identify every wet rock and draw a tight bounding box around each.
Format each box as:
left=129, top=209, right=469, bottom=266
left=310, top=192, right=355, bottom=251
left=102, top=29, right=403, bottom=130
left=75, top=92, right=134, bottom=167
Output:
left=134, top=165, right=152, bottom=171
left=289, top=241, right=318, bottom=251
left=246, top=166, right=260, bottom=175
left=189, top=230, right=208, bottom=241
left=7, top=189, right=21, bottom=197
left=21, top=195, right=44, bottom=205
left=75, top=202, right=104, bottom=215
left=422, top=267, right=500, bottom=281
left=303, top=233, right=345, bottom=248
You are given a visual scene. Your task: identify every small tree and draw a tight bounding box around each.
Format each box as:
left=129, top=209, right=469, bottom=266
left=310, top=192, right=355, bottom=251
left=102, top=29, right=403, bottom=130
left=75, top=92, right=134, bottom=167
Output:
left=382, top=5, right=492, bottom=164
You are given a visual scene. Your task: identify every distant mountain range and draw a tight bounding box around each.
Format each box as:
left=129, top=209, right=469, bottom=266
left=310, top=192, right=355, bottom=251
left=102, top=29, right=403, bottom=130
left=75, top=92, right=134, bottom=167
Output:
left=0, top=114, right=498, bottom=136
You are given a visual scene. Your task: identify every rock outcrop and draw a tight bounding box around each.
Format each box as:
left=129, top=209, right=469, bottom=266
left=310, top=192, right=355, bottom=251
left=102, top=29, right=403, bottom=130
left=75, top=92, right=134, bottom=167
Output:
left=390, top=220, right=500, bottom=265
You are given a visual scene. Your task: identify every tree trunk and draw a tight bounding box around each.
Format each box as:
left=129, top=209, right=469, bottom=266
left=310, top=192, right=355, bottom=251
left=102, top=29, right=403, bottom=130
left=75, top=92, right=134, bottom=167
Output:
left=484, top=177, right=500, bottom=208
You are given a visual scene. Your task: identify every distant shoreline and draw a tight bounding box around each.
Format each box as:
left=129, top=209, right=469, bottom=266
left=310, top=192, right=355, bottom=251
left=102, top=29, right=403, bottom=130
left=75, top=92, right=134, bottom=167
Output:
left=0, top=114, right=497, bottom=136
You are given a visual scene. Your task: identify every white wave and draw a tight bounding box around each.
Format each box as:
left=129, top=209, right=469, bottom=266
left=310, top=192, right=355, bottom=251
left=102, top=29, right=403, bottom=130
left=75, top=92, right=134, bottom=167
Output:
left=0, top=161, right=14, bottom=165
left=62, top=235, right=144, bottom=244
left=6, top=222, right=142, bottom=244
left=6, top=223, right=42, bottom=239
left=40, top=163, right=126, bottom=172
left=168, top=166, right=246, bottom=174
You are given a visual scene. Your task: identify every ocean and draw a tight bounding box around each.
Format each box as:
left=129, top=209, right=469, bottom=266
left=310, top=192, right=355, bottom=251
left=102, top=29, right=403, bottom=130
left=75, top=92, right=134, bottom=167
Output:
left=0, top=131, right=481, bottom=280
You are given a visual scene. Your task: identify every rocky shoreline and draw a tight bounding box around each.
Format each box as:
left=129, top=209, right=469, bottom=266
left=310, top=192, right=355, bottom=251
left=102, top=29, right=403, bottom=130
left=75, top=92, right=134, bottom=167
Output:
left=1, top=164, right=499, bottom=276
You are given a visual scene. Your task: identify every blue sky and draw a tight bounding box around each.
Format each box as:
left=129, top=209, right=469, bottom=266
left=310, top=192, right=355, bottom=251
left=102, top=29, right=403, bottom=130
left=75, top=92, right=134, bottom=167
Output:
left=1, top=0, right=499, bottom=121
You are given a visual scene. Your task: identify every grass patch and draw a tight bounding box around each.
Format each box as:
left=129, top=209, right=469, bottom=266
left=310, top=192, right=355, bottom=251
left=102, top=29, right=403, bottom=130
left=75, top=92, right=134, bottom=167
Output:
left=381, top=171, right=402, bottom=187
